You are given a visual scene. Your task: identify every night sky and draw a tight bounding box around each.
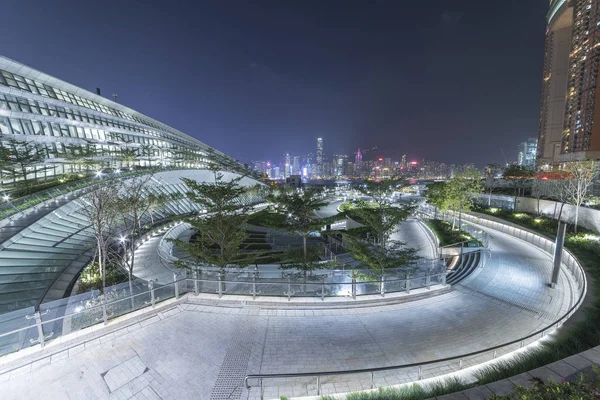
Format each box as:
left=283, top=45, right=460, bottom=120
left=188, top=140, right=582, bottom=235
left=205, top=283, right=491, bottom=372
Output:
left=1, top=1, right=548, bottom=167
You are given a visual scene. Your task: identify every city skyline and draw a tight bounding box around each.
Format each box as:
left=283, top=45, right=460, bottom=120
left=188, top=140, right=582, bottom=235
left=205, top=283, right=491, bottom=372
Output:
left=0, top=1, right=548, bottom=168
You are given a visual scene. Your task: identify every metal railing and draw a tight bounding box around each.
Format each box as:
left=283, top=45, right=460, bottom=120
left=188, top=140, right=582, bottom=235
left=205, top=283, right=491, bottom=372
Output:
left=243, top=212, right=588, bottom=399
left=0, top=264, right=447, bottom=358
left=244, top=293, right=583, bottom=398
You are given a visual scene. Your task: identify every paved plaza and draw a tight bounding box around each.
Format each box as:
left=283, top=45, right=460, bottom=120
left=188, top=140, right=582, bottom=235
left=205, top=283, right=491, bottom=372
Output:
left=0, top=218, right=578, bottom=400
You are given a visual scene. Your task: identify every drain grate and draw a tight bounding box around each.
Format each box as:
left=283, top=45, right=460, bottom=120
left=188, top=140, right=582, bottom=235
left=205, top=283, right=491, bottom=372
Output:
left=210, top=318, right=255, bottom=400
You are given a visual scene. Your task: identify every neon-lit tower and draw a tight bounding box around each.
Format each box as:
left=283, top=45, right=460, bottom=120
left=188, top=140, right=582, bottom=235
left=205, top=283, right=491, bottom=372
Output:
left=316, top=138, right=323, bottom=177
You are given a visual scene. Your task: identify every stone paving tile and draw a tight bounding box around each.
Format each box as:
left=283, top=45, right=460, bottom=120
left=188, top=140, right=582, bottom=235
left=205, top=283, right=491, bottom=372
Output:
left=485, top=379, right=515, bottom=397
left=0, top=220, right=580, bottom=400
left=461, top=385, right=495, bottom=400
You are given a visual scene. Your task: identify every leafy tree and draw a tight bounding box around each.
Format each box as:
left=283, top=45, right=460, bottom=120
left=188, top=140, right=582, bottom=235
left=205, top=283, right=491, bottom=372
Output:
left=174, top=172, right=258, bottom=272
left=278, top=246, right=335, bottom=287
left=266, top=187, right=343, bottom=258
left=119, top=148, right=139, bottom=169
left=345, top=237, right=417, bottom=278
left=503, top=164, right=535, bottom=211
left=0, top=137, right=46, bottom=186
left=431, top=167, right=482, bottom=230
left=423, top=181, right=448, bottom=218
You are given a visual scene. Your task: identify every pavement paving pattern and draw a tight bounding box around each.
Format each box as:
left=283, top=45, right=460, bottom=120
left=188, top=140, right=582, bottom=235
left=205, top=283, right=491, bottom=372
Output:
left=0, top=221, right=578, bottom=400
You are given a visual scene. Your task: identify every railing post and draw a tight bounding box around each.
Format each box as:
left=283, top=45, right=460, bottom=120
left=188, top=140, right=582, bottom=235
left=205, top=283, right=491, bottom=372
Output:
left=493, top=350, right=497, bottom=359
left=317, top=376, right=321, bottom=395
left=371, top=371, right=375, bottom=389
left=406, top=272, right=411, bottom=294
left=148, top=280, right=156, bottom=308
left=34, top=311, right=45, bottom=348
left=218, top=271, right=223, bottom=298
left=194, top=269, right=199, bottom=296
left=442, top=271, right=447, bottom=286
left=174, top=273, right=179, bottom=300
left=459, top=359, right=463, bottom=369
left=259, top=378, right=264, bottom=400
left=418, top=365, right=422, bottom=380
left=380, top=273, right=385, bottom=297
left=284, top=280, right=293, bottom=301
left=426, top=268, right=431, bottom=290
left=352, top=274, right=356, bottom=300
left=102, top=302, right=108, bottom=325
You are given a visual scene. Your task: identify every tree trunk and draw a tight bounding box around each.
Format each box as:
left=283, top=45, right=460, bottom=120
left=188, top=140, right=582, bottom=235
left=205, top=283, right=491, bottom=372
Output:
left=574, top=204, right=580, bottom=234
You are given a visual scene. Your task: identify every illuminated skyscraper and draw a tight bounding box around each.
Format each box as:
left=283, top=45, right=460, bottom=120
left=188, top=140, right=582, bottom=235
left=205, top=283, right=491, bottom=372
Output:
left=538, top=0, right=600, bottom=164
left=316, top=138, right=323, bottom=177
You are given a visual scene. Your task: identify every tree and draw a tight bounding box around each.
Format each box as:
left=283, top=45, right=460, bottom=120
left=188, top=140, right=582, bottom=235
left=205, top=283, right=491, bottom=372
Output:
left=484, top=164, right=501, bottom=206
left=119, top=148, right=139, bottom=169
left=441, top=166, right=483, bottom=230
left=112, top=175, right=156, bottom=302
left=423, top=181, right=448, bottom=219
left=345, top=236, right=417, bottom=278
left=266, top=187, right=344, bottom=276
left=344, top=179, right=416, bottom=279
left=79, top=181, right=121, bottom=293
left=173, top=172, right=258, bottom=272
left=558, top=160, right=598, bottom=233
left=0, top=137, right=47, bottom=186
left=530, top=176, right=550, bottom=216
left=503, top=165, right=535, bottom=211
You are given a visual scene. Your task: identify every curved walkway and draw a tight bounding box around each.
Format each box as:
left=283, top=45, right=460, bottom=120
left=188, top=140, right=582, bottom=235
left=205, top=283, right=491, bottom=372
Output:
left=0, top=220, right=578, bottom=400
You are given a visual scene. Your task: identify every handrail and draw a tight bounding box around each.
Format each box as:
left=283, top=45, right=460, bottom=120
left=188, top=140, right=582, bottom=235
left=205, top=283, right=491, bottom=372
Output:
left=243, top=214, right=588, bottom=395
left=244, top=274, right=585, bottom=391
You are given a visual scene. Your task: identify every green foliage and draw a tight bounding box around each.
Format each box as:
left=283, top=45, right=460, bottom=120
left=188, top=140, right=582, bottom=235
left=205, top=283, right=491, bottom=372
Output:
left=423, top=219, right=479, bottom=247
left=247, top=209, right=287, bottom=227
left=340, top=377, right=468, bottom=400
left=175, top=173, right=258, bottom=270
left=76, top=262, right=127, bottom=294
left=489, top=365, right=600, bottom=399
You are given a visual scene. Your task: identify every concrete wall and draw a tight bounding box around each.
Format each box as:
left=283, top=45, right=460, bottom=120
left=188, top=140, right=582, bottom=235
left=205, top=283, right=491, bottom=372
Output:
left=477, top=193, right=600, bottom=233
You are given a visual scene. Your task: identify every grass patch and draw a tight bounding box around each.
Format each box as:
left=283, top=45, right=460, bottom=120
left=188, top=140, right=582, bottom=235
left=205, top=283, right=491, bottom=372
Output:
left=423, top=219, right=479, bottom=247
left=247, top=209, right=287, bottom=227
left=327, top=377, right=468, bottom=400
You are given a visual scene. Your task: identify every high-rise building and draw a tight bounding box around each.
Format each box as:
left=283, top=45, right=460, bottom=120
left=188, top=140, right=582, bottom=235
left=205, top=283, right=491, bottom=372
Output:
left=518, top=138, right=538, bottom=168
left=292, top=156, right=300, bottom=175
left=538, top=0, right=600, bottom=164
left=316, top=138, right=323, bottom=177
left=401, top=154, right=407, bottom=169
left=284, top=153, right=291, bottom=178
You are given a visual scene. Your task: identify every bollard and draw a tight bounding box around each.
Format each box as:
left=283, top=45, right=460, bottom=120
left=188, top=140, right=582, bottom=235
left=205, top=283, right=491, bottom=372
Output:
left=459, top=359, right=463, bottom=369
left=259, top=378, right=264, bottom=400
left=418, top=366, right=422, bottom=380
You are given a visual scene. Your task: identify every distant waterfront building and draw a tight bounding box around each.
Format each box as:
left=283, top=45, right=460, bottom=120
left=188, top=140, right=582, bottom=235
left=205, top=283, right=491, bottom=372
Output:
left=284, top=153, right=291, bottom=178
left=538, top=0, right=600, bottom=164
left=316, top=138, right=323, bottom=177
left=292, top=156, right=300, bottom=175
left=518, top=138, right=538, bottom=168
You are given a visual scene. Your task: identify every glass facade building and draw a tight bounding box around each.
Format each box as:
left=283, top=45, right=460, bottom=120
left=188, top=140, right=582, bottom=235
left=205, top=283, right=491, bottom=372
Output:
left=0, top=56, right=261, bottom=314
left=0, top=55, right=234, bottom=185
